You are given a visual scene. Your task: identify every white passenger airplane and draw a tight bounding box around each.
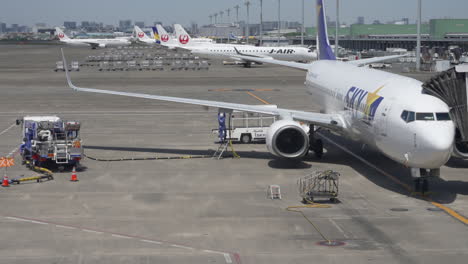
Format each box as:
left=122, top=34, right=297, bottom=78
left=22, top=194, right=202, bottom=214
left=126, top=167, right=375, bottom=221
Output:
left=170, top=24, right=317, bottom=66
left=61, top=0, right=462, bottom=190
left=55, top=27, right=131, bottom=49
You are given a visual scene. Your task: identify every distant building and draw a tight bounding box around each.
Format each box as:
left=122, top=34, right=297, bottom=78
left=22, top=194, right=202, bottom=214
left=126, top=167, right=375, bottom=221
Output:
left=11, top=24, right=19, bottom=32
left=357, top=17, right=365, bottom=25
left=402, top=18, right=410, bottom=25
left=372, top=20, right=382, bottom=25
left=64, top=21, right=77, bottom=29
left=191, top=23, right=199, bottom=35
left=0, top=23, right=7, bottom=33
left=135, top=21, right=145, bottom=28
left=199, top=24, right=242, bottom=38
left=119, top=20, right=132, bottom=31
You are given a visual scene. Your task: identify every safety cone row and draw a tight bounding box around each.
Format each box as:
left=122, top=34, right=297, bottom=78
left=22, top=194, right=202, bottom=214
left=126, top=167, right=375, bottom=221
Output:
left=70, top=167, right=78, bottom=182
left=2, top=175, right=9, bottom=187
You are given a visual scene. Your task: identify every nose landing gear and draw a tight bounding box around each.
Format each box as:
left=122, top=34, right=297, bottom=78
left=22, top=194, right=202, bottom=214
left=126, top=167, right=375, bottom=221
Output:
left=412, top=168, right=440, bottom=195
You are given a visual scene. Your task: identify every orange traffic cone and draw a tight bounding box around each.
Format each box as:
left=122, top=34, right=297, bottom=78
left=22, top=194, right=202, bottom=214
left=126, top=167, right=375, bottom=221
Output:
left=2, top=175, right=9, bottom=187
left=70, top=167, right=78, bottom=182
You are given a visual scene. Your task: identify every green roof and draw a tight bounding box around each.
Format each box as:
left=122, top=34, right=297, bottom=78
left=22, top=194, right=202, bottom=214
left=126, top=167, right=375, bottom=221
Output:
left=430, top=19, right=468, bottom=39
left=350, top=24, right=429, bottom=36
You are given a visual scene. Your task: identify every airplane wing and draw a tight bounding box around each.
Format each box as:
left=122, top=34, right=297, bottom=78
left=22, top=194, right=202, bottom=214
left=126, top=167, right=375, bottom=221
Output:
left=83, top=42, right=100, bottom=49
left=231, top=47, right=311, bottom=71
left=61, top=49, right=343, bottom=131
left=346, top=54, right=408, bottom=67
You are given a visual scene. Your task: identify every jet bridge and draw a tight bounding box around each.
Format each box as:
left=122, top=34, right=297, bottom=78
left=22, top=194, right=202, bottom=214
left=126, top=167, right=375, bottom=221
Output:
left=422, top=65, right=468, bottom=158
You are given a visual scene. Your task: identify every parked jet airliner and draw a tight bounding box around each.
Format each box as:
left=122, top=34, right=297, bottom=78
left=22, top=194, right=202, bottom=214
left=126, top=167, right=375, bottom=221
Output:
left=171, top=24, right=317, bottom=65
left=61, top=0, right=463, bottom=190
left=55, top=27, right=131, bottom=49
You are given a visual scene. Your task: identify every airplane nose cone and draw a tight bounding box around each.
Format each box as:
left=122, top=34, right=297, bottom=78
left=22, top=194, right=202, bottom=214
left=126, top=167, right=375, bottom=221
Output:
left=413, top=124, right=455, bottom=168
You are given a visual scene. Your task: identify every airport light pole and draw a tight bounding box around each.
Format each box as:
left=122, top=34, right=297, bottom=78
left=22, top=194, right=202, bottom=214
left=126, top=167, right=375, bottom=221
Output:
left=260, top=0, right=263, bottom=46
left=234, top=5, right=240, bottom=24
left=227, top=8, right=231, bottom=23
left=335, top=0, right=339, bottom=55
left=245, top=0, right=251, bottom=44
left=209, top=15, right=213, bottom=25
left=278, top=0, right=281, bottom=45
left=301, top=0, right=304, bottom=46
left=416, top=0, right=422, bottom=71
left=214, top=13, right=218, bottom=24
left=220, top=11, right=224, bottom=23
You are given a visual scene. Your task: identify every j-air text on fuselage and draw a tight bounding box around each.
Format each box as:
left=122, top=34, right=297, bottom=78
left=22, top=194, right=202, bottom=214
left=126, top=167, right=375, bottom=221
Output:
left=60, top=0, right=466, bottom=194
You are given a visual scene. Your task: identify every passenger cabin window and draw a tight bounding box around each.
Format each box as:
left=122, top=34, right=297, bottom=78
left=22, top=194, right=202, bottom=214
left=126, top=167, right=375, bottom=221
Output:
left=416, top=113, right=435, bottom=121
left=436, top=112, right=451, bottom=121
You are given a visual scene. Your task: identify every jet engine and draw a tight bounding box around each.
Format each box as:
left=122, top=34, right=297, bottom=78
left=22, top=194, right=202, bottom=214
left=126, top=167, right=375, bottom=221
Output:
left=266, top=120, right=310, bottom=159
left=453, top=130, right=468, bottom=159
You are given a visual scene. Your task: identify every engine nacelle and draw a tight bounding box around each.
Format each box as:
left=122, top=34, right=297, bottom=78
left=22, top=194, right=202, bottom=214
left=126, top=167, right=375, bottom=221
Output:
left=98, top=43, right=106, bottom=48
left=453, top=131, right=468, bottom=158
left=266, top=120, right=310, bottom=159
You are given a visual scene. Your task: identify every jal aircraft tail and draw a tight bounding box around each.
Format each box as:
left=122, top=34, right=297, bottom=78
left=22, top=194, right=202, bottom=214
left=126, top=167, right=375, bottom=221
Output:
left=134, top=25, right=151, bottom=42
left=174, top=24, right=191, bottom=45
left=316, top=0, right=336, bottom=60
left=55, top=27, right=70, bottom=41
left=155, top=24, right=173, bottom=44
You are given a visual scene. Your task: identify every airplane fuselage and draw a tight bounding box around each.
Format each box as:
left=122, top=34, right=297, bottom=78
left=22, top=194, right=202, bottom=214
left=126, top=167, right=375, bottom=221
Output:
left=60, top=38, right=131, bottom=48
left=190, top=45, right=316, bottom=62
left=306, top=60, right=455, bottom=169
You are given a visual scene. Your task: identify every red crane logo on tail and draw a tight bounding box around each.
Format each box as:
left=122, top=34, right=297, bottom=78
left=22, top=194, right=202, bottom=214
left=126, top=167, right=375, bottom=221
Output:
left=179, top=35, right=189, bottom=44
left=58, top=33, right=64, bottom=39
left=161, top=34, right=169, bottom=42
left=138, top=32, right=145, bottom=38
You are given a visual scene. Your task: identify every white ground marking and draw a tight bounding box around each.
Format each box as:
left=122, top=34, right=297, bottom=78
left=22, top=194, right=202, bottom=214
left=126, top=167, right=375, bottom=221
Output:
left=224, top=253, right=233, bottom=263
left=28, top=220, right=48, bottom=225
left=203, top=249, right=225, bottom=254
left=82, top=229, right=103, bottom=234
left=171, top=244, right=194, bottom=250
left=5, top=216, right=234, bottom=261
left=140, top=239, right=162, bottom=245
left=0, top=123, right=16, bottom=136
left=55, top=225, right=76, bottom=230
left=329, top=219, right=349, bottom=239
left=111, top=234, right=131, bottom=239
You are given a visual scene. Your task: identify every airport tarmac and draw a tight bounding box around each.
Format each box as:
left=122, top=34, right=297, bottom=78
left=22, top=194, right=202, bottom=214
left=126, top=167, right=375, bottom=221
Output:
left=0, top=45, right=467, bottom=264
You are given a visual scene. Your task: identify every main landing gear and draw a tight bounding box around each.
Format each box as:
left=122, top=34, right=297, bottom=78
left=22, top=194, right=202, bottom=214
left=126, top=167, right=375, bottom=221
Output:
left=412, top=168, right=440, bottom=194
left=309, top=125, right=324, bottom=159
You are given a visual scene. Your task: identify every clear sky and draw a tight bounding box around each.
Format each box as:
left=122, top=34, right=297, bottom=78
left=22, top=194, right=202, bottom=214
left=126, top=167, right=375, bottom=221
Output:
left=1, top=0, right=468, bottom=27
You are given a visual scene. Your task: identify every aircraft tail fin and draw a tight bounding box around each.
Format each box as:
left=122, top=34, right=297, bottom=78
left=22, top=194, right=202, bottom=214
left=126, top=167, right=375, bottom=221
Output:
left=134, top=25, right=151, bottom=41
left=152, top=27, right=161, bottom=44
left=55, top=27, right=70, bottom=41
left=174, top=24, right=191, bottom=45
left=155, top=24, right=172, bottom=43
left=316, top=0, right=336, bottom=60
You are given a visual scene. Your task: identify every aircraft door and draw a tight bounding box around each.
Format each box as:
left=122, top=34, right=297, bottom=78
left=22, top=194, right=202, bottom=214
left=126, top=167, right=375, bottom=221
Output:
left=374, top=100, right=393, bottom=139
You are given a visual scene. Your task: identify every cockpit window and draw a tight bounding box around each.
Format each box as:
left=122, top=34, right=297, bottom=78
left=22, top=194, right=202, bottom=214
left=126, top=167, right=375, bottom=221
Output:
left=416, top=113, right=435, bottom=121
left=436, top=112, right=451, bottom=121
left=401, top=110, right=415, bottom=123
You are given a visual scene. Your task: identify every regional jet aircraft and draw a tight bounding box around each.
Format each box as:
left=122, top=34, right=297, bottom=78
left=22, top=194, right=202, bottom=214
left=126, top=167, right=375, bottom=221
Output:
left=61, top=0, right=461, bottom=191
left=55, top=27, right=131, bottom=49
